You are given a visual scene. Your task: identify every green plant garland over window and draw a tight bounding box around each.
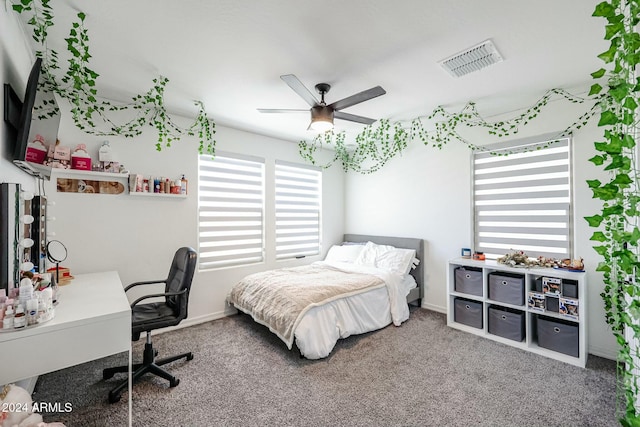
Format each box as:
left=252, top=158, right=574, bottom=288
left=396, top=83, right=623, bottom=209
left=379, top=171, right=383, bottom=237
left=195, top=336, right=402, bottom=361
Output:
left=299, top=88, right=599, bottom=174
left=11, top=0, right=217, bottom=155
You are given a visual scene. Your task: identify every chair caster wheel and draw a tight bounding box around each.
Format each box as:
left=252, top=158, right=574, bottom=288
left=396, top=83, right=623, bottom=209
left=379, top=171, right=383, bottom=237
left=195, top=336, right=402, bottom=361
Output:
left=108, top=392, right=121, bottom=404
left=186, top=353, right=194, bottom=361
left=170, top=378, right=180, bottom=388
left=103, top=370, right=114, bottom=380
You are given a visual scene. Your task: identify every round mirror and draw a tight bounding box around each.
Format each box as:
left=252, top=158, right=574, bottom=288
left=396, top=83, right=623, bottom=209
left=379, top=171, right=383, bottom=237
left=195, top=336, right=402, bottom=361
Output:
left=46, top=240, right=67, bottom=263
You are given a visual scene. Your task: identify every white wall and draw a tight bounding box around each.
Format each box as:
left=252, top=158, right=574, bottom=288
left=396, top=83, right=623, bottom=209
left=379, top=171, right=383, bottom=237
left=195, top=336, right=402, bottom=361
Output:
left=41, top=114, right=345, bottom=325
left=345, top=99, right=618, bottom=360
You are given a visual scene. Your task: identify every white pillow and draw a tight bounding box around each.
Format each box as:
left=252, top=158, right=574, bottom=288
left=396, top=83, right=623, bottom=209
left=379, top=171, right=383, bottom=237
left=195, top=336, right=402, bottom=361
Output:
left=376, top=248, right=417, bottom=276
left=324, top=244, right=365, bottom=263
left=354, top=241, right=395, bottom=267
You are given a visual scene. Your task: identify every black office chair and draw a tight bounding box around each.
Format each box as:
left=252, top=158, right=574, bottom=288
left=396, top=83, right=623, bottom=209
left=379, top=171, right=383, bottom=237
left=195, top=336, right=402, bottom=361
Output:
left=103, top=247, right=198, bottom=403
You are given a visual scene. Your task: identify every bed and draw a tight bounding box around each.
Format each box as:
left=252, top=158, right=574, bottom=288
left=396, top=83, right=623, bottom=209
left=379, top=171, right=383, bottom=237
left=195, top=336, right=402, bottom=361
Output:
left=227, top=234, right=424, bottom=359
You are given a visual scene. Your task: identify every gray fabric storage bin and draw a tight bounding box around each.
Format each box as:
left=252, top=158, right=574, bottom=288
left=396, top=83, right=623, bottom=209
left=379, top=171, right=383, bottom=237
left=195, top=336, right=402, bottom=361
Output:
left=454, top=297, right=483, bottom=329
left=488, top=272, right=524, bottom=305
left=537, top=316, right=579, bottom=357
left=488, top=306, right=525, bottom=342
left=454, top=267, right=483, bottom=296
left=563, top=279, right=578, bottom=298
left=546, top=296, right=559, bottom=313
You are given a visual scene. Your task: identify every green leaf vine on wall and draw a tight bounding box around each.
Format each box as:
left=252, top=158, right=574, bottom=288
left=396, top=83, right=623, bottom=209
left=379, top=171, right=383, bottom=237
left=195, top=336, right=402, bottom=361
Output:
left=11, top=0, right=217, bottom=155
left=11, top=0, right=600, bottom=174
left=299, top=87, right=600, bottom=174
left=586, top=0, right=640, bottom=425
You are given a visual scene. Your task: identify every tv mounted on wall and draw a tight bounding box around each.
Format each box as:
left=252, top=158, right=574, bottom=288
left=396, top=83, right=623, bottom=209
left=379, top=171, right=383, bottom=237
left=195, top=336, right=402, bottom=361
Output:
left=3, top=57, right=61, bottom=179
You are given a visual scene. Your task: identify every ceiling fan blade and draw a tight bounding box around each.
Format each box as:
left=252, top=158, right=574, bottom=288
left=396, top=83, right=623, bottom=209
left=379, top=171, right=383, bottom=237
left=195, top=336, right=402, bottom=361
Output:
left=257, top=108, right=309, bottom=113
left=328, top=86, right=386, bottom=111
left=334, top=111, right=377, bottom=125
left=280, top=74, right=319, bottom=107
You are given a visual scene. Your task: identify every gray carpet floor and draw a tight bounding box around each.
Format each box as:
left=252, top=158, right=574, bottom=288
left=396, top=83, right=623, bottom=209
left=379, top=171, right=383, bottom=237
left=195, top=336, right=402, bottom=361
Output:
left=34, top=309, right=618, bottom=427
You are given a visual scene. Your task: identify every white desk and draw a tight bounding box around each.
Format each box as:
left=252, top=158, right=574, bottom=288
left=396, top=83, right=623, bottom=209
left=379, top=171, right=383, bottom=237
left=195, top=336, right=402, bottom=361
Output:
left=0, top=271, right=131, bottom=385
left=0, top=271, right=132, bottom=425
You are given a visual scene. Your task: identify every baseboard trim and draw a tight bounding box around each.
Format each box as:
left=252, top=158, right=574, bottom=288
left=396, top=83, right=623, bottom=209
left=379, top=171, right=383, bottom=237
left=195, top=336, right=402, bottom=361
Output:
left=422, top=302, right=446, bottom=314
left=588, top=345, right=618, bottom=361
left=151, top=309, right=235, bottom=336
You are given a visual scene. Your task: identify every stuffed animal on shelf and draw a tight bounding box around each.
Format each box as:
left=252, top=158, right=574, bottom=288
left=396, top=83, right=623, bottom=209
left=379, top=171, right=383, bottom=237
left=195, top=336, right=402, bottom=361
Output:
left=0, top=384, right=66, bottom=427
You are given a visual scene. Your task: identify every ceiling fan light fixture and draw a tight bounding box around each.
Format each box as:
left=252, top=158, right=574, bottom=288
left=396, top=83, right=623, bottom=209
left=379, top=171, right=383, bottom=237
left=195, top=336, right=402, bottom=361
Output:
left=309, top=105, right=334, bottom=132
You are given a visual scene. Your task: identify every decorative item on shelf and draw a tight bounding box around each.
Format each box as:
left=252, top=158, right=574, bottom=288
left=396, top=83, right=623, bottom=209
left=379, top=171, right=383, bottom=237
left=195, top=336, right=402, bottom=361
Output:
left=180, top=174, right=188, bottom=194
left=527, top=291, right=545, bottom=312
left=25, top=134, right=48, bottom=164
left=497, top=250, right=584, bottom=270
left=44, top=139, right=71, bottom=169
left=98, top=140, right=121, bottom=172
left=129, top=173, right=187, bottom=196
left=461, top=248, right=471, bottom=258
left=497, top=250, right=538, bottom=267
left=554, top=258, right=585, bottom=272
left=102, top=161, right=120, bottom=173
left=559, top=297, right=579, bottom=320
left=70, top=144, right=91, bottom=171
left=542, top=277, right=562, bottom=296
left=472, top=252, right=485, bottom=260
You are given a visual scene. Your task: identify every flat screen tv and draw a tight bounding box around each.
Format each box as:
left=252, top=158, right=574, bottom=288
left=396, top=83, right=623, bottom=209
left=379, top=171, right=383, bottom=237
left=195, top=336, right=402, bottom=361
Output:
left=6, top=57, right=61, bottom=179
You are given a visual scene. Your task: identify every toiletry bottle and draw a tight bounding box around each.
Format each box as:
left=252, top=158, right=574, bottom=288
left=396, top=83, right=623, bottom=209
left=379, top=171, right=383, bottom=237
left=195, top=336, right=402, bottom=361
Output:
left=19, top=277, right=34, bottom=308
left=27, top=298, right=38, bottom=325
left=3, top=305, right=14, bottom=329
left=180, top=174, right=188, bottom=195
left=14, top=305, right=26, bottom=328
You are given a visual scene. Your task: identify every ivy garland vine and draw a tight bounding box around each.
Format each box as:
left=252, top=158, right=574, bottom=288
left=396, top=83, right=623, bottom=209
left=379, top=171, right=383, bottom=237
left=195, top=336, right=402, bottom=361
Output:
left=299, top=87, right=600, bottom=174
left=11, top=0, right=600, bottom=172
left=10, top=0, right=217, bottom=155
left=585, top=1, right=640, bottom=425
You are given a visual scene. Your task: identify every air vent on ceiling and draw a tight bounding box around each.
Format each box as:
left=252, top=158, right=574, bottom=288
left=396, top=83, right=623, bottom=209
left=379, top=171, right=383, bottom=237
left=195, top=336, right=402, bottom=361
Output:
left=439, top=39, right=503, bottom=78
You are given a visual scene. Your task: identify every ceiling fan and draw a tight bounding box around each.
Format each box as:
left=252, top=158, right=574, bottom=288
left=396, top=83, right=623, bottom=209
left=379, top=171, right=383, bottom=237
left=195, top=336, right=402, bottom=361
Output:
left=258, top=74, right=386, bottom=132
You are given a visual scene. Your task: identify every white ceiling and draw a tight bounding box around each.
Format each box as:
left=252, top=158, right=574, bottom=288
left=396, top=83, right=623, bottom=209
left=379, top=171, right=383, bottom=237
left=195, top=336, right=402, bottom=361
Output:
left=20, top=0, right=607, bottom=143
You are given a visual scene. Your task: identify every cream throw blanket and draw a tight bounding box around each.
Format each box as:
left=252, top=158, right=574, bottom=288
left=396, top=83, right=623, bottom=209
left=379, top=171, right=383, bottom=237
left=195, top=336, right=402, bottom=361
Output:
left=228, top=263, right=386, bottom=349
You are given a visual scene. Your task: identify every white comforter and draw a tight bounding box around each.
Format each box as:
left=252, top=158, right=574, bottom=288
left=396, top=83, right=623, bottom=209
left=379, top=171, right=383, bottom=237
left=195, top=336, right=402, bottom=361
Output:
left=230, top=260, right=412, bottom=359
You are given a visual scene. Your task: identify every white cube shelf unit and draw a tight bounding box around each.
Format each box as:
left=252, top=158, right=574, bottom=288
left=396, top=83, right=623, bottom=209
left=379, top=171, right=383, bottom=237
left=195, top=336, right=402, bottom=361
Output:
left=447, top=257, right=587, bottom=367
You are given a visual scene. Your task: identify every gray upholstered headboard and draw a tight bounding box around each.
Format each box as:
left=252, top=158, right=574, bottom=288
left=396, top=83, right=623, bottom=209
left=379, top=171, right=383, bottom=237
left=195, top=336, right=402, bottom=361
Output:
left=343, top=234, right=424, bottom=304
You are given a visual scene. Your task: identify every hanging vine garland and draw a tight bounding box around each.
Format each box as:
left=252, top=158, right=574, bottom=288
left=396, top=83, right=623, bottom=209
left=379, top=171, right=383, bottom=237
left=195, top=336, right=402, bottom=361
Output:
left=299, top=87, right=601, bottom=173
left=11, top=0, right=217, bottom=155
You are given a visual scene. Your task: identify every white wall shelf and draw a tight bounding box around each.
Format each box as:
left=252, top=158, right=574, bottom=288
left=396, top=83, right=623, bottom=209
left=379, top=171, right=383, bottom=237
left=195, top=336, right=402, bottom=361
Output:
left=128, top=192, right=187, bottom=199
left=447, top=257, right=587, bottom=367
left=51, top=168, right=127, bottom=180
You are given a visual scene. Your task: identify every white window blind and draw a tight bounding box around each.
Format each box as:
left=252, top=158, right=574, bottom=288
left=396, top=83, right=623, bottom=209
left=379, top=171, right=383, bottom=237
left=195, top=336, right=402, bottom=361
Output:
left=275, top=161, right=322, bottom=260
left=198, top=153, right=265, bottom=270
left=473, top=136, right=572, bottom=260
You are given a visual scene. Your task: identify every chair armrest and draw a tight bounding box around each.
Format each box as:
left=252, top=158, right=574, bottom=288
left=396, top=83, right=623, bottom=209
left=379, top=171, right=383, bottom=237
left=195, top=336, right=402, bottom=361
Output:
left=129, top=288, right=187, bottom=309
left=124, top=279, right=167, bottom=292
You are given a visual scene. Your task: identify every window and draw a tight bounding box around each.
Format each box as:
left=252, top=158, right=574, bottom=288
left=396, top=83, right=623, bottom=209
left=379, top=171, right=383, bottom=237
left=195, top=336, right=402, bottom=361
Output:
left=473, top=136, right=572, bottom=260
left=274, top=161, right=322, bottom=260
left=198, top=153, right=265, bottom=269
